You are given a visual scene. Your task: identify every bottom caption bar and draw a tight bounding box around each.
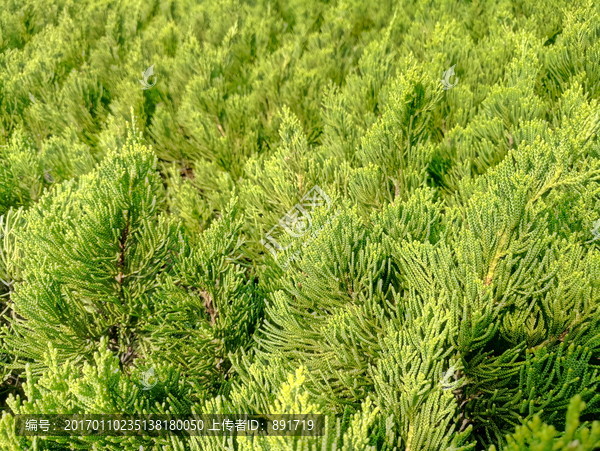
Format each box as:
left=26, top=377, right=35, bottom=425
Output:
left=16, top=414, right=325, bottom=437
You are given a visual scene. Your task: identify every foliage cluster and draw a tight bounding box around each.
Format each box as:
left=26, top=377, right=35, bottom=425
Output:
left=0, top=0, right=599, bottom=449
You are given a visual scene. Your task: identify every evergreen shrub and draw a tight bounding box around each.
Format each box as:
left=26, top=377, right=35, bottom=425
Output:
left=0, top=0, right=598, bottom=449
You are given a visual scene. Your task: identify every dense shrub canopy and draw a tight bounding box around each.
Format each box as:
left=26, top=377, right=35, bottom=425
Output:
left=0, top=0, right=599, bottom=449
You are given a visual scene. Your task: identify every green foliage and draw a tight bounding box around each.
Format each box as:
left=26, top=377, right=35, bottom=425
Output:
left=490, top=395, right=600, bottom=451
left=0, top=0, right=599, bottom=449
left=0, top=337, right=195, bottom=450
